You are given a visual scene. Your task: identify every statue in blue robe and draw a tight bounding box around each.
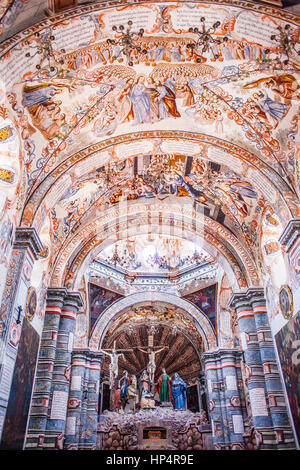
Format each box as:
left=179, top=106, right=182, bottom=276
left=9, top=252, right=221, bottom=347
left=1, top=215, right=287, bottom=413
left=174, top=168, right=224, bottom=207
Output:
left=171, top=373, right=187, bottom=410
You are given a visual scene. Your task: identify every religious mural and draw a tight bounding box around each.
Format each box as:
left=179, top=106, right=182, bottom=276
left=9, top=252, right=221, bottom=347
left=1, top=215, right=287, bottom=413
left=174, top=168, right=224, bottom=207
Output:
left=275, top=312, right=300, bottom=444
left=0, top=0, right=299, bottom=452
left=183, top=284, right=217, bottom=330
left=89, top=282, right=123, bottom=334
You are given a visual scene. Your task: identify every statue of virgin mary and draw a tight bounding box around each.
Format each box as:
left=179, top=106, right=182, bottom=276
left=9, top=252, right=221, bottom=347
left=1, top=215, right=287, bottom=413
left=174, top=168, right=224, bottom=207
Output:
left=171, top=372, right=187, bottom=410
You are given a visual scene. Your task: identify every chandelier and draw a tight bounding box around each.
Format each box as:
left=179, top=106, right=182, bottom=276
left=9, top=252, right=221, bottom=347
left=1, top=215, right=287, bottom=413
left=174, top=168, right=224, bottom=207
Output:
left=267, top=24, right=300, bottom=66
left=24, top=31, right=66, bottom=72
left=188, top=17, right=228, bottom=60
left=110, top=245, right=121, bottom=266
left=102, top=160, right=115, bottom=186
left=107, top=20, right=147, bottom=66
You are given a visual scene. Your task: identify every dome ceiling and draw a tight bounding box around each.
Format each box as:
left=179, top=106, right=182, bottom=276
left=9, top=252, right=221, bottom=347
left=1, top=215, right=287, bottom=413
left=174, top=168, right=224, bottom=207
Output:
left=0, top=0, right=299, bottom=291
left=96, top=232, right=215, bottom=273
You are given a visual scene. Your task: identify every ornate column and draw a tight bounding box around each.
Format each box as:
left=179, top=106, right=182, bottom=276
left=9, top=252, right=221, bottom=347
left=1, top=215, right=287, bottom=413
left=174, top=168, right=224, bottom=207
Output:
left=0, top=228, right=43, bottom=441
left=25, top=288, right=67, bottom=449
left=84, top=352, right=102, bottom=450
left=251, top=289, right=295, bottom=449
left=44, top=291, right=83, bottom=449
left=64, top=350, right=102, bottom=450
left=64, top=350, right=87, bottom=450
left=202, top=349, right=246, bottom=450
left=229, top=288, right=296, bottom=449
left=78, top=359, right=90, bottom=450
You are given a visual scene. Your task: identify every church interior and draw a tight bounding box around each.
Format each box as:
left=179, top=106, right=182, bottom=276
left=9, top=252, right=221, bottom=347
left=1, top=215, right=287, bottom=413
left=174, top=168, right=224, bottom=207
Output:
left=0, top=0, right=299, bottom=451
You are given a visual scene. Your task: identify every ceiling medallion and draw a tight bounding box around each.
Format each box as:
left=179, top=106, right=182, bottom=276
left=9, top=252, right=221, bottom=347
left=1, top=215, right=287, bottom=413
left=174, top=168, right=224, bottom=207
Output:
left=107, top=21, right=147, bottom=66
left=279, top=285, right=293, bottom=320
left=188, top=17, right=229, bottom=61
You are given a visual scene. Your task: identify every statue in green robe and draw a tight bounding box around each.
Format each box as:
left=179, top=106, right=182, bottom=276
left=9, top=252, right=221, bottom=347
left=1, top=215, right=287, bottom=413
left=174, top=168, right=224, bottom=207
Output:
left=158, top=368, right=172, bottom=403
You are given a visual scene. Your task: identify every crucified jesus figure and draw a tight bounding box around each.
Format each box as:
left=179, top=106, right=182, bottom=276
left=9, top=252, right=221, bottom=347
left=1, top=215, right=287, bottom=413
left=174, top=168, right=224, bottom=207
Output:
left=137, top=346, right=169, bottom=383
left=100, top=341, right=133, bottom=389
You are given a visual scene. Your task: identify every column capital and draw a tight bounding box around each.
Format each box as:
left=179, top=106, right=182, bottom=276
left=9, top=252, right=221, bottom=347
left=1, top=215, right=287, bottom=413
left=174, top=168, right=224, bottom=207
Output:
left=46, top=287, right=68, bottom=303
left=62, top=291, right=84, bottom=310
left=279, top=219, right=300, bottom=253
left=13, top=227, right=43, bottom=260
left=72, top=349, right=104, bottom=361
left=229, top=288, right=265, bottom=309
left=202, top=348, right=243, bottom=362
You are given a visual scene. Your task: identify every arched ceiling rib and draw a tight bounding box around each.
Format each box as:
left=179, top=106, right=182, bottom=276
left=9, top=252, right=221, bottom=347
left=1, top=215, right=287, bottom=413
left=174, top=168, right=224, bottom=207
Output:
left=50, top=204, right=259, bottom=289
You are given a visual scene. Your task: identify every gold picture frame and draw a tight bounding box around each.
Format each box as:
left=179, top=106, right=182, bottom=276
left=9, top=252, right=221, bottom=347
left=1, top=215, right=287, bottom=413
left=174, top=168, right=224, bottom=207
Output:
left=279, top=285, right=293, bottom=320
left=25, top=287, right=37, bottom=321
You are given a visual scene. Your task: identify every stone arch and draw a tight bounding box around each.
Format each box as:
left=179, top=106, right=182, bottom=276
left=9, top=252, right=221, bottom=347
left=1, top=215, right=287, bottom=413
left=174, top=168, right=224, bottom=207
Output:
left=88, top=291, right=217, bottom=352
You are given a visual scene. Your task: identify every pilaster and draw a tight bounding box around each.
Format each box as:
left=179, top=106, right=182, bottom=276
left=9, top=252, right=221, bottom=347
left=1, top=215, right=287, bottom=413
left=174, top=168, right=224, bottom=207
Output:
left=202, top=348, right=246, bottom=450
left=0, top=228, right=43, bottom=441
left=229, top=288, right=296, bottom=449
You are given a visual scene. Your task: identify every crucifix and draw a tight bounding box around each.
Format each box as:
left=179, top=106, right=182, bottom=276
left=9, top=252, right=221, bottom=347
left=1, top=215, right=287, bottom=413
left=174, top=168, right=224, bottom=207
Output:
left=136, top=333, right=169, bottom=384
left=100, top=341, right=133, bottom=390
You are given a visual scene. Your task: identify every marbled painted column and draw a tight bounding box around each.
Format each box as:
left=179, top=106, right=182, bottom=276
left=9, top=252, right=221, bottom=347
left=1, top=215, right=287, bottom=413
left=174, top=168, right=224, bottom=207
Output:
left=84, top=352, right=102, bottom=450
left=78, top=358, right=90, bottom=450
left=25, top=288, right=67, bottom=449
left=251, top=289, right=295, bottom=449
left=229, top=290, right=275, bottom=449
left=0, top=228, right=43, bottom=441
left=202, top=349, right=246, bottom=450
left=230, top=288, right=296, bottom=449
left=44, top=291, right=83, bottom=449
left=64, top=350, right=87, bottom=450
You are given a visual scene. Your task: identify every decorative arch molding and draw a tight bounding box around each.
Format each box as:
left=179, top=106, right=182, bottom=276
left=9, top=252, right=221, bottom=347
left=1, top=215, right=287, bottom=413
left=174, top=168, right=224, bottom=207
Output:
left=88, top=291, right=218, bottom=352
left=50, top=206, right=259, bottom=289
left=21, top=130, right=296, bottom=228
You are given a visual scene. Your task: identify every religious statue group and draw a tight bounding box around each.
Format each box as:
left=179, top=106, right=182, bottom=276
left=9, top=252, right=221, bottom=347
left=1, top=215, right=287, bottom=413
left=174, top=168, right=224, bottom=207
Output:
left=100, top=342, right=187, bottom=413
left=115, top=368, right=187, bottom=413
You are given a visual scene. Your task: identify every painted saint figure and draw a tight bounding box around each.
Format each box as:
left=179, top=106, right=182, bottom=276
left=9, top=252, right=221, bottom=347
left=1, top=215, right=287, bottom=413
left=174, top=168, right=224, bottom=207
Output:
left=158, top=368, right=172, bottom=403
left=118, top=370, right=130, bottom=405
left=171, top=373, right=187, bottom=410
left=139, top=369, right=152, bottom=399
left=130, top=75, right=151, bottom=124
left=127, top=374, right=139, bottom=412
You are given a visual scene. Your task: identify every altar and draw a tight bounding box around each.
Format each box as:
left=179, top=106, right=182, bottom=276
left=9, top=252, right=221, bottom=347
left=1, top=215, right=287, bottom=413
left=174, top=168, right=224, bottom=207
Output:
left=97, top=408, right=213, bottom=450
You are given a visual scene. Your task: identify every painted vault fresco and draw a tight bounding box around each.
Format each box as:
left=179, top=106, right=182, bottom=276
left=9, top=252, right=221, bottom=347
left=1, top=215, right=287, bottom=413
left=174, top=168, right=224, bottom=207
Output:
left=0, top=2, right=297, bottom=296
left=0, top=0, right=299, bottom=452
